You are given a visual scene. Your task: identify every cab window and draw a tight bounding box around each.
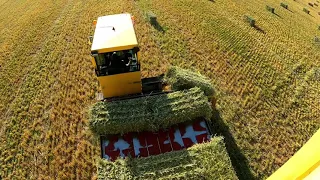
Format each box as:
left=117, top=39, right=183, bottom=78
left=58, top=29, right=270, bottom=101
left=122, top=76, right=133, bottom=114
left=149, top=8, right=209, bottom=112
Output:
left=92, top=48, right=140, bottom=76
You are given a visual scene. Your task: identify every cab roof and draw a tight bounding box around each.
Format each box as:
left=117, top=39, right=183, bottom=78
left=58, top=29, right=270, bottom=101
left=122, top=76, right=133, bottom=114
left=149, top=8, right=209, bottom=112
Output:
left=91, top=13, right=138, bottom=53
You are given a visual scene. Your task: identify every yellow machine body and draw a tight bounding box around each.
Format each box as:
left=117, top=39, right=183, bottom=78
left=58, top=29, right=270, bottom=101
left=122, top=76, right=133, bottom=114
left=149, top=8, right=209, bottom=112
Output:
left=268, top=129, right=320, bottom=180
left=91, top=13, right=138, bottom=53
left=90, top=13, right=142, bottom=98
left=97, top=71, right=142, bottom=98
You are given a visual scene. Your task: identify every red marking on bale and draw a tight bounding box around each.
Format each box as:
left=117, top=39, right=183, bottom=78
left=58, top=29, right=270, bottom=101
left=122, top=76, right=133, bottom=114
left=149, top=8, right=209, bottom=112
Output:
left=137, top=132, right=149, bottom=157
left=145, top=132, right=161, bottom=155
left=193, top=120, right=209, bottom=143
left=180, top=124, right=194, bottom=148
left=158, top=129, right=173, bottom=153
left=105, top=149, right=120, bottom=161
left=122, top=133, right=135, bottom=158
left=104, top=136, right=118, bottom=151
left=193, top=119, right=207, bottom=131
left=168, top=126, right=184, bottom=150
left=101, top=120, right=211, bottom=161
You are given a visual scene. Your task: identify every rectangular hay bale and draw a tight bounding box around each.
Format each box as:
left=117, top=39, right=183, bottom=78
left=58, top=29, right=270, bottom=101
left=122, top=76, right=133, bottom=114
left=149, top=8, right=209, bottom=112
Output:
left=280, top=3, right=288, bottom=9
left=164, top=66, right=215, bottom=96
left=97, top=137, right=238, bottom=180
left=89, top=87, right=212, bottom=135
left=266, top=5, right=275, bottom=13
left=146, top=11, right=157, bottom=25
left=244, top=15, right=255, bottom=27
left=304, top=8, right=310, bottom=14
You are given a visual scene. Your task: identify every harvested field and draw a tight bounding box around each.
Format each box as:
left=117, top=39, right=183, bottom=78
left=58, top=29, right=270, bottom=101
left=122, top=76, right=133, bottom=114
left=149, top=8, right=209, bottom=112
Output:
left=97, top=137, right=238, bottom=180
left=0, top=0, right=320, bottom=179
left=89, top=87, right=212, bottom=135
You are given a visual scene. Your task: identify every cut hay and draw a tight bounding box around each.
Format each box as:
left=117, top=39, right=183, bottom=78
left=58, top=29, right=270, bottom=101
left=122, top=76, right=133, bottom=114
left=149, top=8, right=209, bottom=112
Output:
left=146, top=11, right=157, bottom=25
left=164, top=66, right=215, bottom=97
left=303, top=8, right=310, bottom=14
left=89, top=87, right=212, bottom=135
left=97, top=137, right=238, bottom=180
left=280, top=3, right=288, bottom=9
left=244, top=15, right=256, bottom=27
left=266, top=5, right=275, bottom=13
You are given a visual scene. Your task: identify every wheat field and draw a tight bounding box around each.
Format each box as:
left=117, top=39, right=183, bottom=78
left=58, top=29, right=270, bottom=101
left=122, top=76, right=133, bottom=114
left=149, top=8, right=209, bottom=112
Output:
left=0, top=0, right=319, bottom=179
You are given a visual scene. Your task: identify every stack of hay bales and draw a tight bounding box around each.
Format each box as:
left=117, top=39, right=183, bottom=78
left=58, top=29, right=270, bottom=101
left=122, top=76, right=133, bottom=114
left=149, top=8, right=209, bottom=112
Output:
left=89, top=87, right=212, bottom=135
left=97, top=137, right=238, bottom=180
left=88, top=66, right=238, bottom=180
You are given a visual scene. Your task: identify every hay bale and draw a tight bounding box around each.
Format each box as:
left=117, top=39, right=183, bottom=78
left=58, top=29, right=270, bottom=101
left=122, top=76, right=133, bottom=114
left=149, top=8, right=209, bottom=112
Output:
left=89, top=87, right=212, bottom=135
left=97, top=137, right=238, bottom=180
left=146, top=11, right=157, bottom=25
left=308, top=2, right=314, bottom=7
left=280, top=2, right=288, bottom=9
left=266, top=5, right=275, bottom=13
left=244, top=15, right=255, bottom=27
left=164, top=66, right=215, bottom=97
left=304, top=8, right=310, bottom=14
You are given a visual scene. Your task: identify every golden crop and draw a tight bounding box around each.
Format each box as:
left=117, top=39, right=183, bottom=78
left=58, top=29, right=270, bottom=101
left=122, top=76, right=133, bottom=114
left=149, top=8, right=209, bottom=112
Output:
left=0, top=0, right=319, bottom=179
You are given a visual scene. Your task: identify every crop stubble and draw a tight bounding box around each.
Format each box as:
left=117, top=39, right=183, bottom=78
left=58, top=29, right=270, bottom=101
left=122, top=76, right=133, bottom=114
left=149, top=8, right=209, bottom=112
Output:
left=0, top=0, right=320, bottom=179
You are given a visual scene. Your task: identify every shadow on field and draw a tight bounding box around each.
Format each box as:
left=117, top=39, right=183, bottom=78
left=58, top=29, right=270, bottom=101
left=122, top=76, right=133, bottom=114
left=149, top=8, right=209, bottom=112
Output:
left=273, top=13, right=282, bottom=18
left=286, top=8, right=294, bottom=13
left=253, top=25, right=266, bottom=34
left=151, top=21, right=166, bottom=33
left=211, top=109, right=255, bottom=180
